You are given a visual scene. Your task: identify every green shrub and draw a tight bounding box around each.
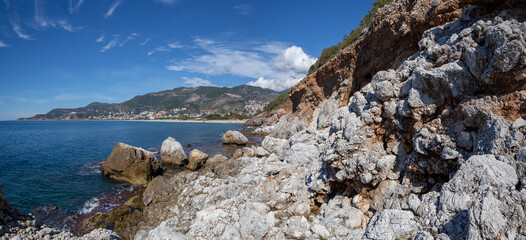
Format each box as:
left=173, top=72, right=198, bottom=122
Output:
left=264, top=92, right=289, bottom=112
left=308, top=0, right=393, bottom=74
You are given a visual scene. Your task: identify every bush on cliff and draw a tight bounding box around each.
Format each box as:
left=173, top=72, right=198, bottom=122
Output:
left=264, top=92, right=289, bottom=112
left=308, top=0, right=393, bottom=74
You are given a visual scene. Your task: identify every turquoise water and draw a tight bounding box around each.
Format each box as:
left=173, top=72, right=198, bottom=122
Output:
left=0, top=121, right=242, bottom=213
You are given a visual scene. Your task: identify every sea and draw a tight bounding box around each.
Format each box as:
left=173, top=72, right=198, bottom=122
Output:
left=0, top=120, right=246, bottom=213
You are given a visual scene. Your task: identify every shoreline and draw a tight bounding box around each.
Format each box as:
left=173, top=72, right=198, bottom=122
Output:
left=124, top=119, right=246, bottom=123
left=14, top=119, right=247, bottom=124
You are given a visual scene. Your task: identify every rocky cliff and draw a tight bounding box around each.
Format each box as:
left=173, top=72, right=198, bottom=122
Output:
left=124, top=1, right=526, bottom=239
left=289, top=0, right=522, bottom=123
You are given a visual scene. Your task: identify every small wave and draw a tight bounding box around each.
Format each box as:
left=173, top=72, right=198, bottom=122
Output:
left=78, top=197, right=99, bottom=214
left=148, top=147, right=160, bottom=155
left=77, top=160, right=104, bottom=175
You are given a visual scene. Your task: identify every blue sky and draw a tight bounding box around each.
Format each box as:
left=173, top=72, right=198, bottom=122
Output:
left=0, top=0, right=374, bottom=120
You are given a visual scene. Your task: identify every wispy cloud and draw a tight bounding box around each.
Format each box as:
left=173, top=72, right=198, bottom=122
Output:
left=34, top=0, right=52, bottom=28
left=233, top=4, right=251, bottom=15
left=57, top=20, right=83, bottom=32
left=0, top=40, right=8, bottom=47
left=118, top=33, right=139, bottom=47
left=155, top=0, right=180, bottom=5
left=31, top=0, right=82, bottom=32
left=68, top=0, right=85, bottom=14
left=140, top=37, right=152, bottom=45
left=11, top=22, right=33, bottom=40
left=3, top=0, right=9, bottom=9
left=95, top=34, right=105, bottom=43
left=5, top=93, right=114, bottom=104
left=166, top=38, right=316, bottom=91
left=148, top=41, right=183, bottom=55
left=99, top=33, right=139, bottom=52
left=104, top=0, right=123, bottom=18
left=100, top=36, right=118, bottom=52
left=182, top=77, right=214, bottom=87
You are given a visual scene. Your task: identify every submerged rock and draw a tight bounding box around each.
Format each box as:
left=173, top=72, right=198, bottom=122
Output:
left=160, top=137, right=187, bottom=166
left=222, top=130, right=249, bottom=145
left=100, top=143, right=162, bottom=185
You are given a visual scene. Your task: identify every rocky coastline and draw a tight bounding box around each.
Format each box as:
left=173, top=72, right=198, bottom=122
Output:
left=2, top=0, right=526, bottom=239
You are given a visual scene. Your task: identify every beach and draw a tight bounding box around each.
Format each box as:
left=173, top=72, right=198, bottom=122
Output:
left=125, top=119, right=246, bottom=124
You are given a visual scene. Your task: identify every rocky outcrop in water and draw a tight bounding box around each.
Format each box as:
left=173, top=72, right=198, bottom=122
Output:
left=186, top=149, right=208, bottom=171
left=124, top=4, right=526, bottom=239
left=100, top=143, right=162, bottom=185
left=0, top=185, right=121, bottom=240
left=161, top=137, right=187, bottom=166
left=221, top=130, right=249, bottom=145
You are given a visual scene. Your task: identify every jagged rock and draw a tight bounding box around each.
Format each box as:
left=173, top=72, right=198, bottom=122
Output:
left=254, top=126, right=274, bottom=135
left=135, top=221, right=186, bottom=240
left=203, top=153, right=228, bottom=168
left=100, top=143, right=162, bottom=185
left=512, top=117, right=526, bottom=130
left=516, top=147, right=526, bottom=181
left=143, top=176, right=171, bottom=206
left=222, top=130, right=249, bottom=145
left=261, top=136, right=290, bottom=159
left=80, top=228, right=121, bottom=240
left=270, top=114, right=306, bottom=139
left=317, top=96, right=339, bottom=129
left=363, top=210, right=418, bottom=240
left=161, top=137, right=187, bottom=166
left=467, top=191, right=506, bottom=240
left=445, top=155, right=517, bottom=192
left=186, top=149, right=209, bottom=171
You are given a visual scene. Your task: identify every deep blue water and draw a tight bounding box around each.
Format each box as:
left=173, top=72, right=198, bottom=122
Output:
left=0, top=121, right=242, bottom=213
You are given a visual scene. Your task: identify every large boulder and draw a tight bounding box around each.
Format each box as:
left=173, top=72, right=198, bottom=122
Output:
left=160, top=137, right=187, bottom=166
left=187, top=149, right=209, bottom=171
left=100, top=143, right=162, bottom=185
left=222, top=130, right=249, bottom=145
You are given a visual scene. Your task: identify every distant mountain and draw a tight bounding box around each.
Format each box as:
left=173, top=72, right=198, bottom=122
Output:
left=19, top=85, right=280, bottom=120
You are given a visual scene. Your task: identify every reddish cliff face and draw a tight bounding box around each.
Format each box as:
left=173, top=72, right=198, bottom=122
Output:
left=289, top=0, right=520, bottom=123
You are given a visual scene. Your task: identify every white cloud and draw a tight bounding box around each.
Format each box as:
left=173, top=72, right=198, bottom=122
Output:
left=100, top=36, right=118, bottom=52
left=166, top=39, right=316, bottom=91
left=5, top=93, right=114, bottom=104
left=182, top=77, right=214, bottom=87
left=3, top=0, right=9, bottom=9
left=31, top=1, right=83, bottom=32
left=68, top=0, right=84, bottom=14
left=57, top=20, right=83, bottom=32
left=95, top=34, right=105, bottom=43
left=0, top=40, right=8, bottom=47
left=247, top=77, right=299, bottom=91
left=100, top=33, right=139, bottom=52
left=140, top=37, right=152, bottom=45
left=11, top=22, right=33, bottom=40
left=155, top=0, right=180, bottom=5
left=118, top=33, right=139, bottom=47
left=168, top=42, right=183, bottom=49
left=272, top=45, right=316, bottom=74
left=34, top=0, right=51, bottom=28
left=233, top=4, right=250, bottom=15
left=104, top=0, right=123, bottom=18
left=148, top=42, right=183, bottom=55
